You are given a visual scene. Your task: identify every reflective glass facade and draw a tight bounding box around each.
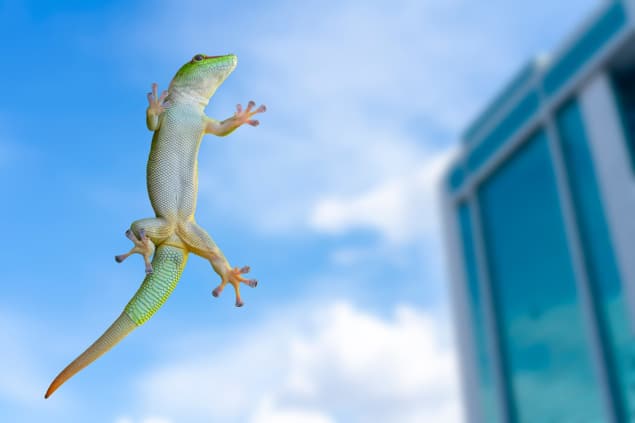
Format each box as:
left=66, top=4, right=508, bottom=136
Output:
left=478, top=131, right=605, bottom=422
left=442, top=2, right=635, bottom=422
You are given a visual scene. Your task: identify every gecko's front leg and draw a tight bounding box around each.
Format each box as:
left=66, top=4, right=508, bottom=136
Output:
left=205, top=100, right=266, bottom=136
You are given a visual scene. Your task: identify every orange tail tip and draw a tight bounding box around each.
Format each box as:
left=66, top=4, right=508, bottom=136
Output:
left=45, top=313, right=136, bottom=398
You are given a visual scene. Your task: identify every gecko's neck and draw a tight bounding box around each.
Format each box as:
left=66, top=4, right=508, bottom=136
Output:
left=167, top=86, right=211, bottom=109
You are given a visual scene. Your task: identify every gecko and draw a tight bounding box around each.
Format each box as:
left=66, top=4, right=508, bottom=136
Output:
left=45, top=53, right=265, bottom=398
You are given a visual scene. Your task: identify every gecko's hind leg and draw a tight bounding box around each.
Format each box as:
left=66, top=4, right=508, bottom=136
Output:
left=130, top=217, right=174, bottom=244
left=178, top=221, right=257, bottom=307
left=115, top=217, right=173, bottom=274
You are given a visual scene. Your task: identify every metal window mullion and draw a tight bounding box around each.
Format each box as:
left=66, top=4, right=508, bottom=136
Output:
left=543, top=114, right=620, bottom=423
left=624, top=0, right=635, bottom=26
left=443, top=194, right=485, bottom=423
left=579, top=72, right=635, bottom=336
left=469, top=193, right=515, bottom=423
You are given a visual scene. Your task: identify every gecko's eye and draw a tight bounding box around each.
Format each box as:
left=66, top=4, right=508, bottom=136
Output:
left=193, top=54, right=205, bottom=62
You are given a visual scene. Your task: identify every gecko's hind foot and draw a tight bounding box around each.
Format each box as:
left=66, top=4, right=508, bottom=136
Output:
left=117, top=227, right=156, bottom=275
left=212, top=265, right=258, bottom=307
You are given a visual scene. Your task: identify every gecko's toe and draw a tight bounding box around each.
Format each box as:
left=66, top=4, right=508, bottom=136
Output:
left=115, top=255, right=125, bottom=263
left=246, top=279, right=258, bottom=288
left=235, top=299, right=244, bottom=307
left=125, top=229, right=138, bottom=242
left=212, top=286, right=222, bottom=297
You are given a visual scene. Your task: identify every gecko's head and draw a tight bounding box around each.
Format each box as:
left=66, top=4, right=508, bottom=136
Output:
left=169, top=53, right=237, bottom=101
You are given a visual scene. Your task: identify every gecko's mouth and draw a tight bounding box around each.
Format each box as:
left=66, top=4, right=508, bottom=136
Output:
left=201, top=54, right=237, bottom=69
left=204, top=54, right=235, bottom=60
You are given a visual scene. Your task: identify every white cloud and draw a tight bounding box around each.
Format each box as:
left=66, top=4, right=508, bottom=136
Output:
left=310, top=147, right=455, bottom=243
left=130, top=301, right=462, bottom=423
left=250, top=396, right=334, bottom=423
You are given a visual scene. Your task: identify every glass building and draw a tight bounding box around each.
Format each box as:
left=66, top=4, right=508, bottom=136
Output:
left=442, top=1, right=635, bottom=422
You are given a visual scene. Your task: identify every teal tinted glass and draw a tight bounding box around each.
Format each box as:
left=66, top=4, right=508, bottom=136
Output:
left=478, top=131, right=606, bottom=422
left=542, top=2, right=626, bottom=96
left=463, top=62, right=538, bottom=145
left=556, top=99, right=635, bottom=420
left=457, top=203, right=500, bottom=422
left=448, top=162, right=466, bottom=192
left=467, top=90, right=540, bottom=172
left=611, top=70, right=635, bottom=174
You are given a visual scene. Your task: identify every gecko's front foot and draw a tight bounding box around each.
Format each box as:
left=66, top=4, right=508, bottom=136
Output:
left=212, top=265, right=257, bottom=307
left=234, top=101, right=266, bottom=127
left=115, top=229, right=156, bottom=275
left=147, top=83, right=170, bottom=115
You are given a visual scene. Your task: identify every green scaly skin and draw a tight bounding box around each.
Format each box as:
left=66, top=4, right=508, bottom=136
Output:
left=45, top=54, right=265, bottom=398
left=124, top=245, right=187, bottom=325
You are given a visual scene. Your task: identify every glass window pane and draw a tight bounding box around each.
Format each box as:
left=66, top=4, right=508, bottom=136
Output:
left=611, top=70, right=635, bottom=173
left=478, top=130, right=606, bottom=422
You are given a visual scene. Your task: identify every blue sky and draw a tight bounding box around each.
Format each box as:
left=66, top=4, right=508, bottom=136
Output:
left=0, top=0, right=598, bottom=422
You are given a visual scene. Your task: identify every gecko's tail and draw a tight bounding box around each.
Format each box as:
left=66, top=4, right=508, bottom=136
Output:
left=44, top=312, right=136, bottom=398
left=45, top=245, right=188, bottom=399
